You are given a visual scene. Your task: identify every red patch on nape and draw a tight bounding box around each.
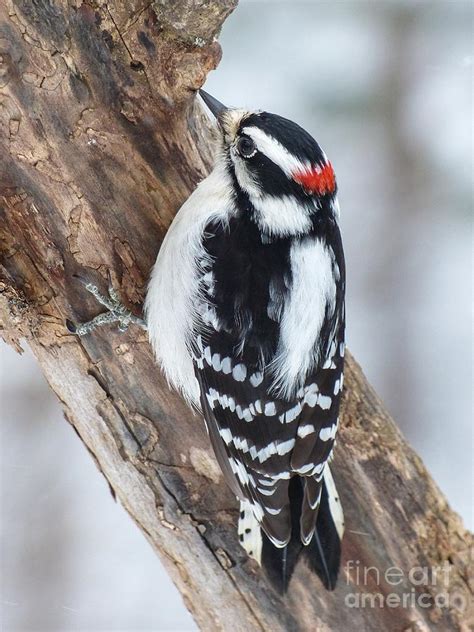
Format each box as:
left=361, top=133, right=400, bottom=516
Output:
left=293, top=162, right=336, bottom=196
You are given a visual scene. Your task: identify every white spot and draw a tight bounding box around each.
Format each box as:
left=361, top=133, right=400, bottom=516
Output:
left=247, top=437, right=296, bottom=464
left=339, top=342, right=345, bottom=357
left=318, top=395, right=332, bottom=410
left=279, top=402, right=302, bottom=424
left=205, top=387, right=220, bottom=409
left=229, top=457, right=250, bottom=486
left=276, top=438, right=295, bottom=456
left=232, top=363, right=247, bottom=382
left=319, top=425, right=336, bottom=442
left=250, top=371, right=263, bottom=387
left=219, top=393, right=228, bottom=408
left=233, top=436, right=250, bottom=453
left=249, top=445, right=259, bottom=461
left=304, top=391, right=318, bottom=408
left=204, top=346, right=212, bottom=364
left=221, top=357, right=232, bottom=374
left=219, top=428, right=233, bottom=444
left=333, top=379, right=340, bottom=395
left=243, top=408, right=253, bottom=422
left=211, top=353, right=221, bottom=371
left=297, top=424, right=316, bottom=438
left=264, top=402, right=277, bottom=416
left=206, top=392, right=216, bottom=409
left=254, top=399, right=263, bottom=414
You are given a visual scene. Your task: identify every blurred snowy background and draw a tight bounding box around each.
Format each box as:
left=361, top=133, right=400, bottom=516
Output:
left=1, top=1, right=472, bottom=630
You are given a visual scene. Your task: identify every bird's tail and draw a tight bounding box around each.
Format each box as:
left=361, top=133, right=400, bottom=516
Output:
left=239, top=466, right=344, bottom=593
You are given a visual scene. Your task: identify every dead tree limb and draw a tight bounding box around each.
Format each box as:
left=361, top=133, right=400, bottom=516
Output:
left=0, top=2, right=471, bottom=630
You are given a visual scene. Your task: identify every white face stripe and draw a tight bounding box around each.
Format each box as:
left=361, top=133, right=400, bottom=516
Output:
left=242, top=125, right=310, bottom=177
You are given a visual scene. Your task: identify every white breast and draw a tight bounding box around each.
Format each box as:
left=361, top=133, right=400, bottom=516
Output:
left=145, top=162, right=234, bottom=405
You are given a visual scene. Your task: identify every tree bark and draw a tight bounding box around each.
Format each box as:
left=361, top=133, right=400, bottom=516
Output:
left=0, top=2, right=471, bottom=630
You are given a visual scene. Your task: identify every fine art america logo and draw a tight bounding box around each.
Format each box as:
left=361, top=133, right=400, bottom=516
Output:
left=344, top=560, right=467, bottom=612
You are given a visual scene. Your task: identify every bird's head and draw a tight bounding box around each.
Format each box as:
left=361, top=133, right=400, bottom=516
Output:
left=200, top=90, right=339, bottom=238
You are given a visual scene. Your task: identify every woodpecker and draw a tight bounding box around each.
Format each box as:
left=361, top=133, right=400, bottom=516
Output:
left=146, top=91, right=346, bottom=591
left=69, top=90, right=346, bottom=591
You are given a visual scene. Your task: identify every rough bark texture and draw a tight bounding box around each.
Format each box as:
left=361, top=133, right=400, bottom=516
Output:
left=0, top=2, right=472, bottom=631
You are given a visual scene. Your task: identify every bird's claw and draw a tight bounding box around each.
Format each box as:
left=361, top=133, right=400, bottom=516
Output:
left=67, top=275, right=147, bottom=336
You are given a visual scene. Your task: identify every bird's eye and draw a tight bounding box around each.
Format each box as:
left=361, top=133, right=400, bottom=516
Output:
left=236, top=136, right=257, bottom=158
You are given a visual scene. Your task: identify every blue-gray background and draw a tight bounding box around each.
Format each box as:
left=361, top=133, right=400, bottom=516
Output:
left=1, top=1, right=472, bottom=630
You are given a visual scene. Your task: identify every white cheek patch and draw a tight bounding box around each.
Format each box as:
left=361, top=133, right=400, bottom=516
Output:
left=251, top=194, right=314, bottom=237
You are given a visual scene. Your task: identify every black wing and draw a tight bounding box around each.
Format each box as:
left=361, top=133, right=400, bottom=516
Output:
left=192, top=213, right=345, bottom=548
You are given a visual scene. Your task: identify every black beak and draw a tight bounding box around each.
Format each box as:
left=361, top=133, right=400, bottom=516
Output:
left=199, top=89, right=228, bottom=119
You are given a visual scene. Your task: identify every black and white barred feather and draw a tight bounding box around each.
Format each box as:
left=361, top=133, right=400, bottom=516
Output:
left=146, top=93, right=346, bottom=591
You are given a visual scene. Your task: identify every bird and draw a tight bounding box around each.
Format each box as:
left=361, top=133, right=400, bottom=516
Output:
left=68, top=89, right=346, bottom=591
left=144, top=90, right=346, bottom=591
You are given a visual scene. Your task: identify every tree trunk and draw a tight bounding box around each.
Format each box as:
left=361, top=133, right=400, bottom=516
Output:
left=0, top=2, right=471, bottom=630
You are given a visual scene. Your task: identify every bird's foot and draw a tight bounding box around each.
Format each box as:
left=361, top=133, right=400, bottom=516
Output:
left=67, top=274, right=147, bottom=336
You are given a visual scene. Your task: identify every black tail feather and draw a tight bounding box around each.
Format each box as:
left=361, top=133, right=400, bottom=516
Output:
left=261, top=476, right=304, bottom=592
left=261, top=475, right=341, bottom=593
left=307, top=479, right=342, bottom=590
